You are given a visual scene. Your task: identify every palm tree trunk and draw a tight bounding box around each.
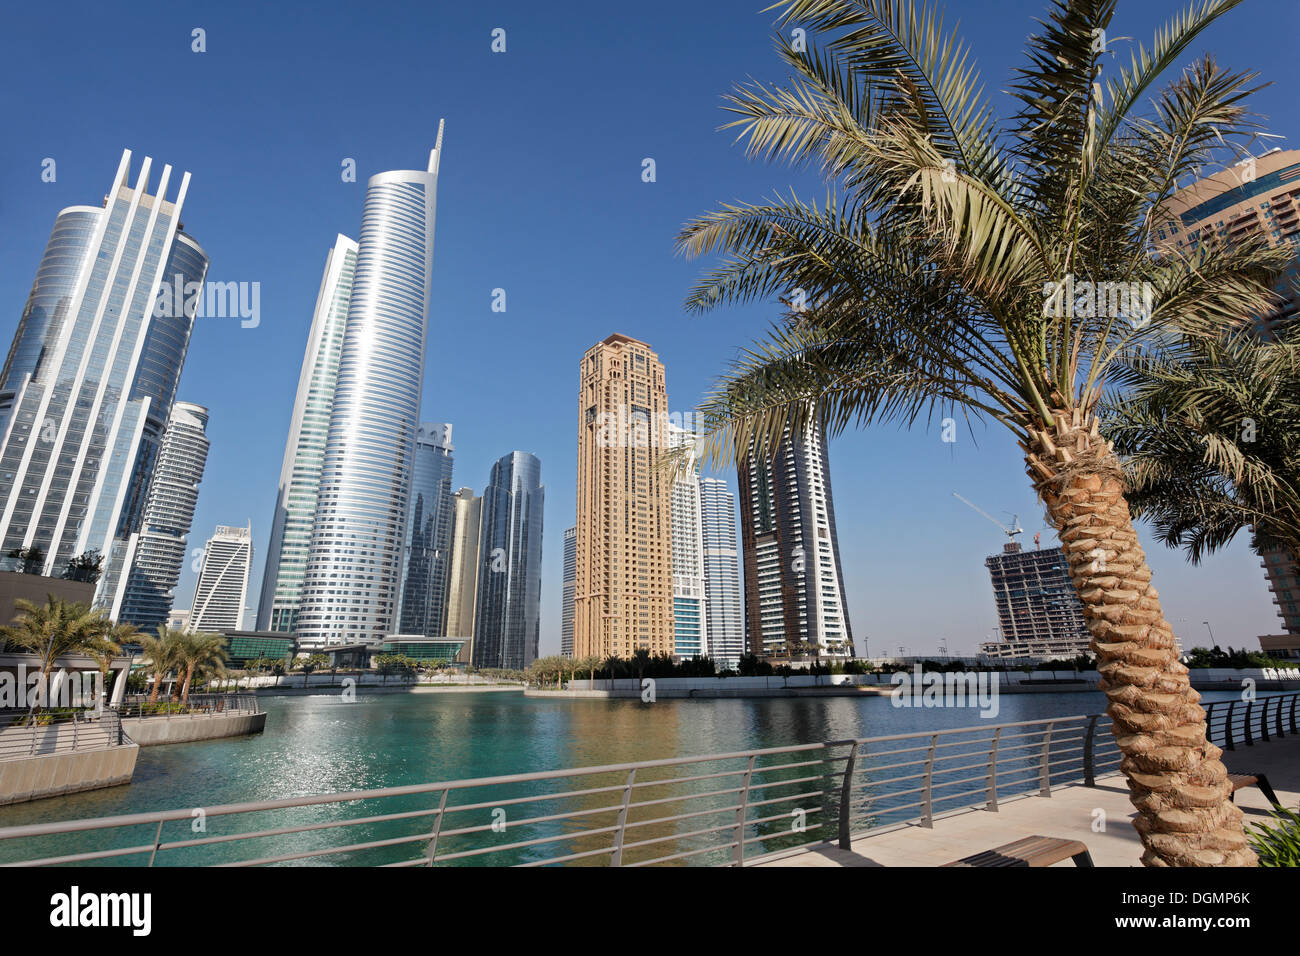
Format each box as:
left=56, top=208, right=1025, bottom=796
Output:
left=180, top=664, right=195, bottom=707
left=1025, top=411, right=1253, bottom=867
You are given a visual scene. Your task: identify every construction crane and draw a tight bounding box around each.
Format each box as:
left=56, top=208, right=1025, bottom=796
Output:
left=952, top=492, right=1023, bottom=542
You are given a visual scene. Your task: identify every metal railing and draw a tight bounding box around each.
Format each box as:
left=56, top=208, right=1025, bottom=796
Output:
left=0, top=697, right=1290, bottom=867
left=0, top=710, right=126, bottom=761
left=1204, top=691, right=1299, bottom=750
left=115, top=694, right=261, bottom=720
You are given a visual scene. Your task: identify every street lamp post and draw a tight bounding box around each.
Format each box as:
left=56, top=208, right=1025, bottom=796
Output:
left=1203, top=621, right=1215, bottom=645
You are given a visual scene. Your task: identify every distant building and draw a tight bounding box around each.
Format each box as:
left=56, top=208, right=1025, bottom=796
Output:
left=561, top=526, right=576, bottom=657
left=738, top=421, right=854, bottom=664
left=218, top=630, right=295, bottom=667
left=116, top=402, right=210, bottom=630
left=978, top=542, right=1091, bottom=662
left=472, top=452, right=544, bottom=670
left=396, top=423, right=455, bottom=637
left=190, top=524, right=253, bottom=632
left=445, top=487, right=482, bottom=661
left=668, top=424, right=707, bottom=660
left=257, top=234, right=358, bottom=633
left=167, top=608, right=190, bottom=632
left=700, top=477, right=744, bottom=671
left=1260, top=548, right=1300, bottom=637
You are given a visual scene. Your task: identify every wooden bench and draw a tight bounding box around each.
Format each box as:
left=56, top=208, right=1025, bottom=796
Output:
left=943, top=835, right=1094, bottom=868
left=1228, top=773, right=1283, bottom=811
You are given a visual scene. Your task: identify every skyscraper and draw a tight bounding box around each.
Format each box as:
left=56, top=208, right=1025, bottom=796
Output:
left=668, top=424, right=707, bottom=660
left=257, top=234, right=358, bottom=633
left=115, top=402, right=210, bottom=629
left=190, top=524, right=253, bottom=632
left=0, top=150, right=207, bottom=608
left=738, top=421, right=854, bottom=664
left=574, top=334, right=675, bottom=660
left=1157, top=149, right=1300, bottom=650
left=561, top=526, right=576, bottom=657
left=446, top=487, right=482, bottom=654
left=296, top=128, right=445, bottom=646
left=473, top=452, right=544, bottom=670
left=396, top=422, right=455, bottom=637
left=700, top=477, right=743, bottom=671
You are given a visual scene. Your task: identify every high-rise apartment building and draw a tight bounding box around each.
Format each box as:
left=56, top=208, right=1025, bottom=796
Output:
left=190, top=524, right=253, bottom=632
left=1158, top=149, right=1300, bottom=646
left=700, top=477, right=744, bottom=670
left=0, top=150, right=207, bottom=609
left=668, top=424, right=707, bottom=660
left=472, top=452, right=544, bottom=670
left=561, top=526, right=576, bottom=657
left=296, top=129, right=445, bottom=645
left=738, top=421, right=854, bottom=664
left=573, top=334, right=675, bottom=660
left=446, top=487, right=482, bottom=656
left=257, top=234, right=358, bottom=633
left=115, top=402, right=210, bottom=629
left=396, top=422, right=455, bottom=637
left=977, top=542, right=1092, bottom=662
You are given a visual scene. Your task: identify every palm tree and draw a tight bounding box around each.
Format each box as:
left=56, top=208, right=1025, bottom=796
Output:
left=0, top=595, right=105, bottom=716
left=174, top=632, right=229, bottom=707
left=85, top=620, right=138, bottom=711
left=1102, top=326, right=1300, bottom=561
left=674, top=0, right=1287, bottom=866
left=138, top=627, right=183, bottom=703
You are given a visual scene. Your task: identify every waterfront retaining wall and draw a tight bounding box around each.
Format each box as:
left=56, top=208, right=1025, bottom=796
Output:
left=0, top=743, right=138, bottom=805
left=121, top=711, right=267, bottom=746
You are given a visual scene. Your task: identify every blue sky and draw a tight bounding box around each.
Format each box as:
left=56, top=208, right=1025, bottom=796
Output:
left=1, top=0, right=1295, bottom=656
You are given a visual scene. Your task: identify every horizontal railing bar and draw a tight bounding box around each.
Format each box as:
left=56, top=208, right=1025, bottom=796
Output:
left=627, top=840, right=742, bottom=867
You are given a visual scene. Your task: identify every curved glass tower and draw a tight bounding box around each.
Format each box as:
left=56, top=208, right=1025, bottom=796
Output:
left=296, top=128, right=445, bottom=645
left=473, top=451, right=544, bottom=670
left=256, top=234, right=358, bottom=632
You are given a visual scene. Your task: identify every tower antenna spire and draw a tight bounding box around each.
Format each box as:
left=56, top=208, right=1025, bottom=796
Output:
left=428, top=119, right=445, bottom=176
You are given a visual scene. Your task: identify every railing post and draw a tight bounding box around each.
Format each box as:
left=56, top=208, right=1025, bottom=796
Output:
left=921, top=735, right=937, bottom=828
left=1276, top=694, right=1285, bottom=739
left=985, top=727, right=1002, bottom=811
left=425, top=789, right=448, bottom=866
left=1290, top=693, right=1299, bottom=735
left=1203, top=702, right=1217, bottom=748
left=838, top=742, right=860, bottom=849
left=1083, top=715, right=1099, bottom=787
left=73, top=713, right=78, bottom=752
left=1039, top=722, right=1055, bottom=797
left=733, top=755, right=756, bottom=865
left=1244, top=700, right=1255, bottom=747
left=1261, top=696, right=1272, bottom=743
left=1224, top=700, right=1237, bottom=751
left=610, top=768, right=636, bottom=867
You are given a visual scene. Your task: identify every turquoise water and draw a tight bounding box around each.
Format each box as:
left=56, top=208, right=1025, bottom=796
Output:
left=0, top=688, right=1255, bottom=866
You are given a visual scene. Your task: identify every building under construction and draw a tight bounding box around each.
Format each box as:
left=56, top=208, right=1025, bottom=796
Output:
left=977, top=541, right=1092, bottom=662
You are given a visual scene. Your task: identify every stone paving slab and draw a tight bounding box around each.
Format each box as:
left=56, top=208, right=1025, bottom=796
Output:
left=754, top=734, right=1300, bottom=867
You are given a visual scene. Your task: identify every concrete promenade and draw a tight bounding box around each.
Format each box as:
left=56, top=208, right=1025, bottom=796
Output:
left=753, top=734, right=1300, bottom=867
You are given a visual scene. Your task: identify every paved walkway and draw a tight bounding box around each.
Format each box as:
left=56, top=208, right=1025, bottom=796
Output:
left=754, top=734, right=1300, bottom=867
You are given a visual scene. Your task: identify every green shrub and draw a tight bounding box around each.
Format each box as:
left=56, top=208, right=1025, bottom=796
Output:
left=1247, top=807, right=1300, bottom=867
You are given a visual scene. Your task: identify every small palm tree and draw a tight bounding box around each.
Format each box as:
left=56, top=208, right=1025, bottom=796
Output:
left=85, top=620, right=138, bottom=711
left=174, top=632, right=229, bottom=707
left=675, top=0, right=1287, bottom=865
left=1103, top=326, right=1300, bottom=560
left=139, top=627, right=184, bottom=703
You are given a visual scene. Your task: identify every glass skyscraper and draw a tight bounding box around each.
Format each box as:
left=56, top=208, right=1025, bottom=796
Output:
left=296, top=129, right=445, bottom=645
left=256, top=234, right=358, bottom=632
left=0, top=150, right=207, bottom=607
left=115, top=401, right=210, bottom=630
left=699, top=477, right=743, bottom=670
left=473, top=451, right=544, bottom=670
left=396, top=422, right=455, bottom=637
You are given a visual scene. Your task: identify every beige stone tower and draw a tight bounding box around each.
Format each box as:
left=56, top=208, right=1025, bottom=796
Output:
left=574, top=334, right=676, bottom=660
